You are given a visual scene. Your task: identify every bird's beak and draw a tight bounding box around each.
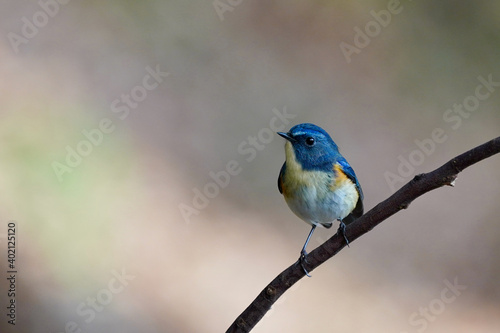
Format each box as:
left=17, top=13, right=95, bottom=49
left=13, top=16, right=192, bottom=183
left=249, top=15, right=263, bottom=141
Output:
left=277, top=132, right=295, bottom=142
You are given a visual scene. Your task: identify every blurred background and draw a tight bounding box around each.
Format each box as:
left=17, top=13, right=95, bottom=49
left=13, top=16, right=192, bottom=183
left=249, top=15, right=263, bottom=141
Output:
left=1, top=1, right=500, bottom=332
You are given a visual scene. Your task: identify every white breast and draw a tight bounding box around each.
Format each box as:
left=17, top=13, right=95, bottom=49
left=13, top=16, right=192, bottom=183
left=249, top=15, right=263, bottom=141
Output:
left=285, top=180, right=358, bottom=226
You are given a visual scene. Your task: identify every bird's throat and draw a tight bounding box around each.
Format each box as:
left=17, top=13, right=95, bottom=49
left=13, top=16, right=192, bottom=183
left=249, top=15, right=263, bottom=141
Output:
left=284, top=141, right=302, bottom=172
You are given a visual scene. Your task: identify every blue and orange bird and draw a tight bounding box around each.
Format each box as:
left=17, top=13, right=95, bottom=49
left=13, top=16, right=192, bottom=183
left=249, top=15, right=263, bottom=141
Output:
left=277, top=123, right=363, bottom=276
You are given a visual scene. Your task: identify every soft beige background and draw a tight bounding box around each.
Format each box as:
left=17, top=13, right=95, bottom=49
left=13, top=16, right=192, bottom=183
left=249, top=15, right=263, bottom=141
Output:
left=1, top=1, right=499, bottom=332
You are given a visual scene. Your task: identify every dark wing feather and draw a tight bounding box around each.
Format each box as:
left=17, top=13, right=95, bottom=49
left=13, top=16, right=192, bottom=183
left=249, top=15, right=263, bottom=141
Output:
left=278, top=162, right=286, bottom=194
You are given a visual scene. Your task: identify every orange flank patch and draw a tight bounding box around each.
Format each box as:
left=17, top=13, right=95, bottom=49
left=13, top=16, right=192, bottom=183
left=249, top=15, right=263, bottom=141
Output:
left=331, top=163, right=350, bottom=190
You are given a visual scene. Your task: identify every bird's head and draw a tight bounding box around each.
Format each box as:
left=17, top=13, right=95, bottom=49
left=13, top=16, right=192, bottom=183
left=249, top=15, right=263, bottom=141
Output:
left=278, top=123, right=339, bottom=171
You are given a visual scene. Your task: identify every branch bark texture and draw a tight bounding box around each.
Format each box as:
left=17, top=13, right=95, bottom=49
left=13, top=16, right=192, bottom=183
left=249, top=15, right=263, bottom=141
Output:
left=226, top=136, right=500, bottom=333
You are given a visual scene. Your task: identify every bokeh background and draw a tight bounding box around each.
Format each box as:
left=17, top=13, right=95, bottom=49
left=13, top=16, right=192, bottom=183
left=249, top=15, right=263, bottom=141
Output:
left=1, top=1, right=500, bottom=332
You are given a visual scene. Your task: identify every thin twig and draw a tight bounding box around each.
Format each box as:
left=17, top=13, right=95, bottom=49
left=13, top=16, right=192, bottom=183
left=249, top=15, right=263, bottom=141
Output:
left=226, top=136, right=500, bottom=333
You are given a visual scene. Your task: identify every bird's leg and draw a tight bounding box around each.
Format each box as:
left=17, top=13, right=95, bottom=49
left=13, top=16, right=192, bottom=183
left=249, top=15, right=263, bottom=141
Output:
left=299, top=224, right=317, bottom=277
left=337, top=220, right=350, bottom=247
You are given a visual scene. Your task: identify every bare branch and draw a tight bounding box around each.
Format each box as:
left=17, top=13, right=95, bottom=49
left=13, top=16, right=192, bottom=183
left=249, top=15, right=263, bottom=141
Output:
left=226, top=136, right=500, bottom=333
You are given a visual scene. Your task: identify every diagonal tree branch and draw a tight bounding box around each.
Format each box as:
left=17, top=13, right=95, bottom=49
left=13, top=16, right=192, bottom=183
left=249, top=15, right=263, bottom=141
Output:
left=226, top=136, right=500, bottom=333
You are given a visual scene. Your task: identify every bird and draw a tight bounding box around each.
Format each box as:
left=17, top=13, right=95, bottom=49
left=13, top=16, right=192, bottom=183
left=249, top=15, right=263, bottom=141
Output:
left=277, top=123, right=363, bottom=276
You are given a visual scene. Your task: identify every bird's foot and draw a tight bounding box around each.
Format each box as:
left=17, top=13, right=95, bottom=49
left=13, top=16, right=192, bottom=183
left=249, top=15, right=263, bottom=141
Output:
left=299, top=250, right=312, bottom=277
left=337, top=221, right=350, bottom=247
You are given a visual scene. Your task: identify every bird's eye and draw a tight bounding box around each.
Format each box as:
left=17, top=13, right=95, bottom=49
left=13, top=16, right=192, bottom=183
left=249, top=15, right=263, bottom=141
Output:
left=305, top=137, right=315, bottom=146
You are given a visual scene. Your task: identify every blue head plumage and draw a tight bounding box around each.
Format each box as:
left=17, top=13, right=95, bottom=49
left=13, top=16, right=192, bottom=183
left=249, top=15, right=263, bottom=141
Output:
left=278, top=123, right=340, bottom=172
